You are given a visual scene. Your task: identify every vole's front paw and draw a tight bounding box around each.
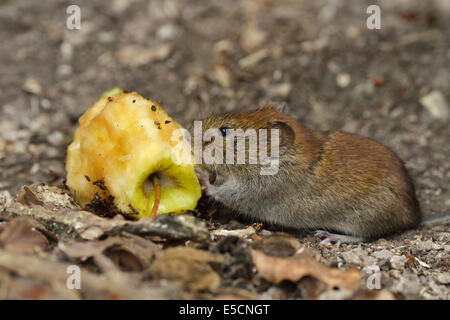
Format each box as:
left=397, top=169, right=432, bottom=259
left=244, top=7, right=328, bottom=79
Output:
left=195, top=167, right=220, bottom=197
left=195, top=167, right=209, bottom=191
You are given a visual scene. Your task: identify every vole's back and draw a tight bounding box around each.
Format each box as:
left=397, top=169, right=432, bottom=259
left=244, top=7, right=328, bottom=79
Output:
left=298, top=131, right=421, bottom=238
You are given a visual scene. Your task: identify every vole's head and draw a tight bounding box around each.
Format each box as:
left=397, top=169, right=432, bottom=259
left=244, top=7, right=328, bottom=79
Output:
left=190, top=103, right=305, bottom=182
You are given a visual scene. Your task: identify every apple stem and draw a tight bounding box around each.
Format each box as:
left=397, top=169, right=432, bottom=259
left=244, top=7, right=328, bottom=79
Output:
left=150, top=175, right=161, bottom=220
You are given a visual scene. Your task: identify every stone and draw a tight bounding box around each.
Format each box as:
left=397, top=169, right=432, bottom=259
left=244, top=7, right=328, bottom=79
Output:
left=336, top=73, right=351, bottom=88
left=420, top=90, right=449, bottom=120
left=390, top=255, right=407, bottom=269
left=372, top=249, right=394, bottom=266
left=208, top=64, right=232, bottom=88
left=267, top=82, right=292, bottom=98
left=342, top=248, right=367, bottom=265
left=0, top=190, right=13, bottom=208
left=211, top=227, right=255, bottom=239
left=393, top=274, right=421, bottom=297
left=416, top=239, right=434, bottom=251
left=23, top=77, right=42, bottom=95
left=240, top=23, right=266, bottom=52
left=115, top=44, right=173, bottom=67
left=238, top=49, right=268, bottom=69
left=435, top=273, right=450, bottom=285
left=80, top=226, right=104, bottom=240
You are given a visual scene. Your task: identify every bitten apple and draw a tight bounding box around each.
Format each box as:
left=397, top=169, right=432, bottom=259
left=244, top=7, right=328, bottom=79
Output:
left=66, top=88, right=201, bottom=218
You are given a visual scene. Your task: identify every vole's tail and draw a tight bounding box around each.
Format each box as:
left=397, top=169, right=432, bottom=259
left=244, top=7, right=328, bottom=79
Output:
left=420, top=212, right=450, bottom=225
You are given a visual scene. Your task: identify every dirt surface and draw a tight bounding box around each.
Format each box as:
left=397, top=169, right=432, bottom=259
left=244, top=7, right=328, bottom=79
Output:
left=0, top=0, right=449, bottom=299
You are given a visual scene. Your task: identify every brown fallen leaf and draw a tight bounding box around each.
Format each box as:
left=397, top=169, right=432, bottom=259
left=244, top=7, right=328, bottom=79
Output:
left=20, top=217, right=57, bottom=242
left=59, top=237, right=122, bottom=260
left=105, top=234, right=161, bottom=272
left=17, top=186, right=45, bottom=207
left=372, top=76, right=385, bottom=87
left=252, top=233, right=301, bottom=257
left=59, top=234, right=159, bottom=271
left=252, top=249, right=361, bottom=291
left=106, top=249, right=143, bottom=272
left=112, top=233, right=160, bottom=269
left=0, top=219, right=50, bottom=254
left=147, top=247, right=223, bottom=292
left=403, top=253, right=416, bottom=268
left=92, top=253, right=121, bottom=273
left=0, top=250, right=183, bottom=299
left=17, top=184, right=79, bottom=211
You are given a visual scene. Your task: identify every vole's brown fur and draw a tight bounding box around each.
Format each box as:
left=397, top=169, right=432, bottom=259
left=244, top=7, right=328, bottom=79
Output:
left=195, top=104, right=421, bottom=241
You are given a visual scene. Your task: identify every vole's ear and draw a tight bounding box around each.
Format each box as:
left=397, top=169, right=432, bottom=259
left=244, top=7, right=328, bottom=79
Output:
left=259, top=102, right=289, bottom=114
left=266, top=120, right=295, bottom=146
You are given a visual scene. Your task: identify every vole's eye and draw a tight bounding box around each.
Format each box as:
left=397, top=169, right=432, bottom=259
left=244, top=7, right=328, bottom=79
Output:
left=219, top=126, right=230, bottom=137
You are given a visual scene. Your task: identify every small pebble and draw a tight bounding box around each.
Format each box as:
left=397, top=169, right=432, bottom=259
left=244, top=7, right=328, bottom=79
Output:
left=390, top=255, right=407, bottom=269
left=420, top=90, right=449, bottom=120
left=435, top=273, right=450, bottom=285
left=416, top=239, right=433, bottom=251
left=23, top=77, right=42, bottom=95
left=336, top=73, right=351, bottom=88
left=373, top=249, right=393, bottom=266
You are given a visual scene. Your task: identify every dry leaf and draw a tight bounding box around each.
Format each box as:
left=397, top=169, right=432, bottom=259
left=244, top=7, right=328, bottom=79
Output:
left=105, top=234, right=161, bottom=271
left=403, top=253, right=416, bottom=268
left=0, top=219, right=49, bottom=254
left=59, top=237, right=122, bottom=260
left=106, top=250, right=143, bottom=272
left=252, top=233, right=301, bottom=257
left=59, top=234, right=159, bottom=271
left=112, top=233, right=160, bottom=269
left=17, top=184, right=78, bottom=211
left=0, top=250, right=182, bottom=299
left=252, top=250, right=361, bottom=291
left=17, top=186, right=45, bottom=207
left=147, top=247, right=223, bottom=292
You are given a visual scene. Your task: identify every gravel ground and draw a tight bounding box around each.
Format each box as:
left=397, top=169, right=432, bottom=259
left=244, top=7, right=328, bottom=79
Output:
left=0, top=0, right=449, bottom=299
